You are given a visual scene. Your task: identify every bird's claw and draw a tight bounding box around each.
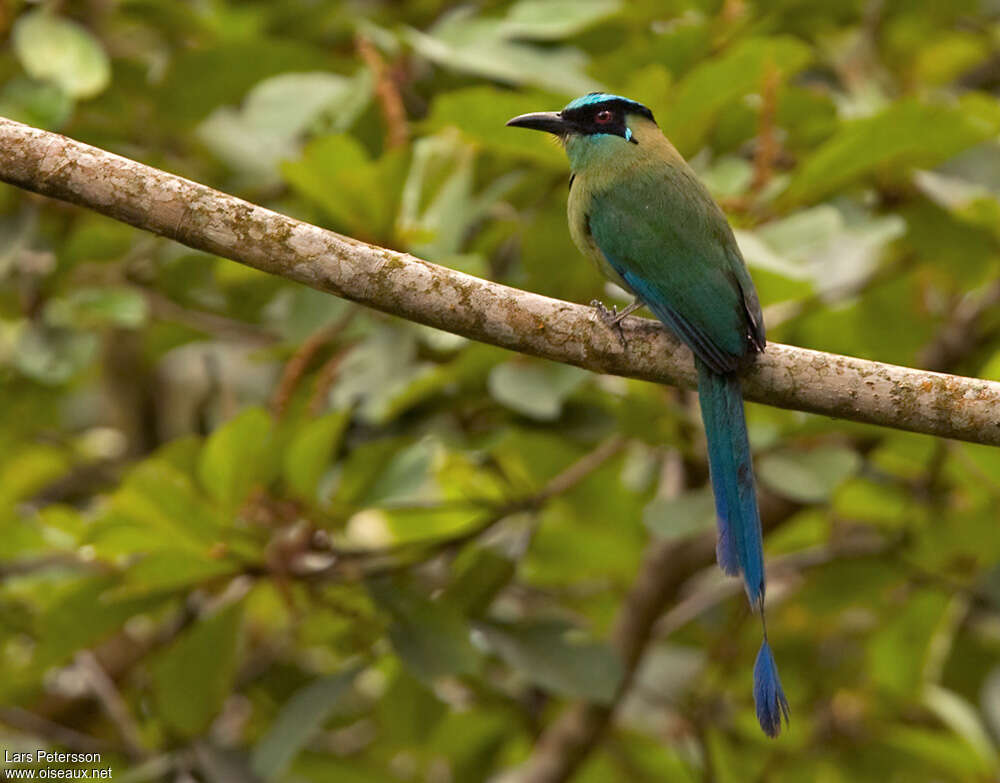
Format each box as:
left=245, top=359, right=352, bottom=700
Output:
left=591, top=299, right=629, bottom=347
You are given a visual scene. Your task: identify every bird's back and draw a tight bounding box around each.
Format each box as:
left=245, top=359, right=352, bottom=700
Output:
left=569, top=127, right=764, bottom=374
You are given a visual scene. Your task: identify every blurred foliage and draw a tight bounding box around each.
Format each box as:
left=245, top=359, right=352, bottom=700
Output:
left=3, top=0, right=1000, bottom=781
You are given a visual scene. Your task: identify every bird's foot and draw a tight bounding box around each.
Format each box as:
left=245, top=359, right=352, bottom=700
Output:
left=590, top=299, right=641, bottom=347
left=591, top=299, right=627, bottom=346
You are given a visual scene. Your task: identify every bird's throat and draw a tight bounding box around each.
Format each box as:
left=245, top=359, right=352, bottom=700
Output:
left=565, top=133, right=626, bottom=173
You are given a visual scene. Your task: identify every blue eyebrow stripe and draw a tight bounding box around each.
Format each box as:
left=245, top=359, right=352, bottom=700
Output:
left=564, top=93, right=634, bottom=110
left=562, top=93, right=656, bottom=126
left=565, top=93, right=620, bottom=108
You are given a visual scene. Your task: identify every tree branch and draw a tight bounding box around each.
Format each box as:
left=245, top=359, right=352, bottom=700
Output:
left=288, top=435, right=626, bottom=582
left=0, top=117, right=998, bottom=445
left=515, top=490, right=802, bottom=783
left=0, top=707, right=119, bottom=756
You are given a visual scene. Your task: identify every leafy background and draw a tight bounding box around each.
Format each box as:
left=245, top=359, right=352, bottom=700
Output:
left=3, top=0, right=1000, bottom=781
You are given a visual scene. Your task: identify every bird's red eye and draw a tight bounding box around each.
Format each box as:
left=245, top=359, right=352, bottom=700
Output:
left=595, top=110, right=614, bottom=124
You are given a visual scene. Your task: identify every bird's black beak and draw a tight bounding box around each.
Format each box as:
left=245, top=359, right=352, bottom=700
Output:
left=506, top=111, right=567, bottom=136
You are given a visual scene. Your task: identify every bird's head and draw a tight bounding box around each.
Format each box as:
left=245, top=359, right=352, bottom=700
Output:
left=506, top=93, right=657, bottom=171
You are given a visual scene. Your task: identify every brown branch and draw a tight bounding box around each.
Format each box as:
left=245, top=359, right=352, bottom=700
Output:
left=292, top=435, right=626, bottom=582
left=31, top=601, right=199, bottom=726
left=141, top=287, right=279, bottom=345
left=750, top=63, right=780, bottom=195
left=654, top=529, right=893, bottom=639
left=0, top=707, right=118, bottom=755
left=270, top=309, right=356, bottom=417
left=0, top=118, right=998, bottom=445
left=75, top=650, right=149, bottom=761
left=356, top=35, right=409, bottom=149
left=533, top=436, right=626, bottom=503
left=0, top=553, right=109, bottom=581
left=918, top=279, right=1000, bottom=373
left=308, top=339, right=358, bottom=415
left=516, top=490, right=802, bottom=783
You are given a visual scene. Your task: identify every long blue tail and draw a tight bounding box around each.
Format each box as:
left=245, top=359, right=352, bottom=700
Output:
left=696, top=358, right=789, bottom=738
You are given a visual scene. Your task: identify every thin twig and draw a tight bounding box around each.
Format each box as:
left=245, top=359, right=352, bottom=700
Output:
left=0, top=707, right=118, bottom=755
left=271, top=308, right=356, bottom=417
left=307, top=341, right=357, bottom=416
left=298, top=435, right=626, bottom=582
left=31, top=602, right=199, bottom=725
left=750, top=62, right=780, bottom=195
left=918, top=279, right=1000, bottom=372
left=142, top=287, right=279, bottom=345
left=515, top=490, right=802, bottom=783
left=654, top=530, right=893, bottom=639
left=356, top=35, right=409, bottom=149
left=534, top=436, right=626, bottom=503
left=75, top=650, right=149, bottom=761
left=0, top=553, right=109, bottom=581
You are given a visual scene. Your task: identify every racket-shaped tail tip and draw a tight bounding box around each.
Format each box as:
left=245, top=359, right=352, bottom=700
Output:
left=753, top=639, right=790, bottom=738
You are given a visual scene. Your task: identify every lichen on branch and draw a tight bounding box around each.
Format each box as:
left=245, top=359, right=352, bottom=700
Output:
left=1, top=116, right=998, bottom=445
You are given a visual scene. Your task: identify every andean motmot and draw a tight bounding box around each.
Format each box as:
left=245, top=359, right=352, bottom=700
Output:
left=507, top=93, right=789, bottom=738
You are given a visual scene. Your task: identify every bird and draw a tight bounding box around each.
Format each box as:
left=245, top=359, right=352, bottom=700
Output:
left=507, top=93, right=789, bottom=738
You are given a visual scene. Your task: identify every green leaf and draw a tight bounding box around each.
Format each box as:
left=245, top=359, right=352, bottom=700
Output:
left=150, top=601, right=243, bottom=736
left=369, top=345, right=500, bottom=424
left=13, top=324, right=98, bottom=385
left=405, top=5, right=607, bottom=95
left=363, top=438, right=438, bottom=506
left=643, top=486, right=716, bottom=539
left=110, top=550, right=241, bottom=600
left=478, top=619, right=623, bottom=703
left=442, top=547, right=517, bottom=618
left=376, top=668, right=447, bottom=745
left=882, top=725, right=991, bottom=778
left=0, top=76, right=73, bottom=128
left=757, top=446, right=861, bottom=503
left=281, top=135, right=408, bottom=241
left=0, top=443, right=71, bottom=508
left=45, top=287, right=149, bottom=329
left=922, top=685, right=998, bottom=769
left=333, top=438, right=408, bottom=507
left=781, top=95, right=1000, bottom=206
left=251, top=666, right=361, bottom=781
left=488, top=359, right=587, bottom=421
left=199, top=407, right=275, bottom=512
left=106, top=459, right=225, bottom=551
left=157, top=40, right=332, bottom=129
left=664, top=36, right=812, bottom=155
left=62, top=214, right=138, bottom=267
left=271, top=286, right=354, bottom=343
left=36, top=576, right=170, bottom=668
left=13, top=11, right=110, bottom=99
left=367, top=576, right=479, bottom=681
left=283, top=409, right=351, bottom=502
left=0, top=513, right=46, bottom=561
left=744, top=205, right=905, bottom=296
left=833, top=477, right=910, bottom=526
left=424, top=86, right=570, bottom=167
left=324, top=326, right=422, bottom=424
left=982, top=666, right=1000, bottom=741
left=499, top=0, right=620, bottom=40
left=867, top=592, right=949, bottom=696
left=198, top=70, right=372, bottom=184
left=399, top=132, right=524, bottom=260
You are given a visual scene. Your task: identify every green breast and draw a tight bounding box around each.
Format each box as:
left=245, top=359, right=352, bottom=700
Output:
left=567, top=176, right=630, bottom=292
